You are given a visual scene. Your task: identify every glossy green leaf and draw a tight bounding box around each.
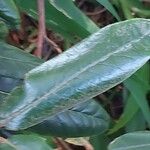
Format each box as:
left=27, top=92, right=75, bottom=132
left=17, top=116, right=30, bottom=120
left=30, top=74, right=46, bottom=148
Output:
left=0, top=134, right=53, bottom=150
left=0, top=42, right=110, bottom=137
left=96, top=0, right=121, bottom=21
left=30, top=100, right=110, bottom=137
left=108, top=131, right=150, bottom=150
left=15, top=0, right=91, bottom=41
left=0, top=19, right=150, bottom=130
left=0, top=0, right=20, bottom=28
left=48, top=0, right=98, bottom=33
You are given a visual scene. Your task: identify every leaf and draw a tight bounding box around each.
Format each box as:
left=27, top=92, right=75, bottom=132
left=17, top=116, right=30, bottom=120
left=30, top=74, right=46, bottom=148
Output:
left=0, top=21, right=8, bottom=40
left=108, top=131, right=150, bottom=150
left=0, top=41, right=44, bottom=101
left=125, top=75, right=150, bottom=126
left=125, top=110, right=146, bottom=132
left=0, top=41, right=109, bottom=137
left=108, top=62, right=150, bottom=134
left=90, top=134, right=110, bottom=150
left=0, top=76, right=22, bottom=94
left=0, top=42, right=42, bottom=101
left=30, top=100, right=110, bottom=137
left=95, top=0, right=121, bottom=21
left=0, top=42, right=44, bottom=79
left=0, top=134, right=53, bottom=150
left=135, top=63, right=150, bottom=85
left=15, top=0, right=91, bottom=41
left=119, top=0, right=148, bottom=19
left=124, top=63, right=150, bottom=132
left=0, top=91, right=9, bottom=101
left=0, top=0, right=20, bottom=28
left=48, top=0, right=98, bottom=33
left=0, top=18, right=150, bottom=130
left=0, top=42, right=43, bottom=100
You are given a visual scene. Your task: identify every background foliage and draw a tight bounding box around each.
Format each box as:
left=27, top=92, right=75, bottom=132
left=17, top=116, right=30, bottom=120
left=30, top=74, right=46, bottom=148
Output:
left=0, top=0, right=150, bottom=149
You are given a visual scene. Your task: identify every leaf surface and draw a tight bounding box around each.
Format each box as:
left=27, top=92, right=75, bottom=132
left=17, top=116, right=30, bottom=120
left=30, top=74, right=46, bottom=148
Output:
left=0, top=21, right=8, bottom=40
left=48, top=0, right=98, bottom=33
left=125, top=75, right=150, bottom=126
left=0, top=42, right=109, bottom=137
left=0, top=42, right=44, bottom=79
left=0, top=19, right=150, bottom=130
left=108, top=131, right=150, bottom=150
left=30, top=100, right=110, bottom=137
left=0, top=134, right=53, bottom=150
left=0, top=0, right=20, bottom=28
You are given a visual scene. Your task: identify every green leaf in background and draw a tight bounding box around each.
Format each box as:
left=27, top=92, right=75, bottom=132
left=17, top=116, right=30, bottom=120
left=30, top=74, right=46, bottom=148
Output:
left=0, top=42, right=43, bottom=108
left=0, top=134, right=53, bottom=150
left=119, top=0, right=150, bottom=19
left=0, top=42, right=44, bottom=80
left=30, top=100, right=110, bottom=137
left=0, top=19, right=150, bottom=131
left=0, top=0, right=20, bottom=28
left=0, top=21, right=8, bottom=40
left=125, top=110, right=146, bottom=132
left=90, top=133, right=110, bottom=150
left=0, top=42, right=44, bottom=97
left=125, top=75, right=150, bottom=126
left=15, top=0, right=92, bottom=41
left=135, top=63, right=150, bottom=86
left=96, top=0, right=121, bottom=21
left=124, top=63, right=150, bottom=132
left=108, top=96, right=139, bottom=135
left=108, top=131, right=150, bottom=150
left=48, top=0, right=99, bottom=33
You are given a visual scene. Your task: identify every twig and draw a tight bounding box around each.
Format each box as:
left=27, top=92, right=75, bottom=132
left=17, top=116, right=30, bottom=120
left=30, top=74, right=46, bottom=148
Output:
left=86, top=8, right=106, bottom=16
left=35, top=0, right=46, bottom=58
left=35, top=0, right=62, bottom=58
left=45, top=36, right=62, bottom=54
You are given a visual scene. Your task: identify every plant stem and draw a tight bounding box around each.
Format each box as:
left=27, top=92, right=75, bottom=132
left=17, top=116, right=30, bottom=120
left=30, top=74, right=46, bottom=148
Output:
left=36, top=0, right=46, bottom=58
left=35, top=0, right=62, bottom=58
